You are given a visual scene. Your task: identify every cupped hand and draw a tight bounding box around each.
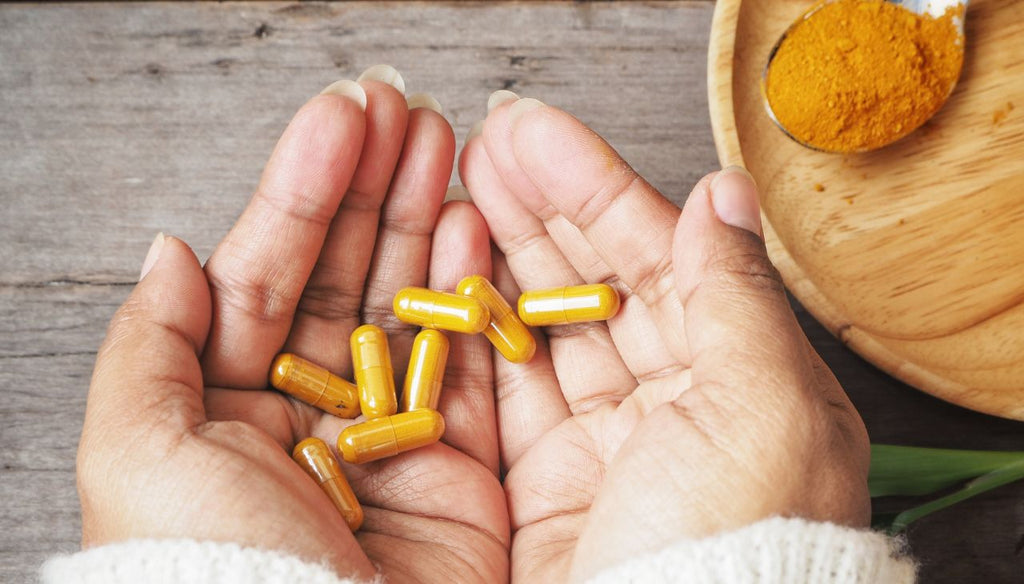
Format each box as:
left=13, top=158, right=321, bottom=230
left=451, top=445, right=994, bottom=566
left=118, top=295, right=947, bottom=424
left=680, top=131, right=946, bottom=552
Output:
left=459, top=97, right=871, bottom=582
left=78, top=76, right=508, bottom=582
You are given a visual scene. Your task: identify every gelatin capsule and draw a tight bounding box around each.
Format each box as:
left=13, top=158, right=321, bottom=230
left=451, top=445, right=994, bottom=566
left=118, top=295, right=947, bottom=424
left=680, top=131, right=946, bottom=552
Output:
left=517, top=284, right=620, bottom=326
left=270, top=353, right=360, bottom=418
left=292, top=437, right=363, bottom=531
left=351, top=324, right=397, bottom=419
left=338, top=409, right=445, bottom=464
left=393, top=287, right=489, bottom=334
left=457, top=275, right=536, bottom=363
left=402, top=329, right=449, bottom=412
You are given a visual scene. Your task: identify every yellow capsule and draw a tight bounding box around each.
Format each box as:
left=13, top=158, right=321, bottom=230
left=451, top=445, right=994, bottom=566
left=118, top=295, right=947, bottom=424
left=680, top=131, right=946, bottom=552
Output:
left=402, top=329, right=449, bottom=412
left=457, top=275, right=536, bottom=363
left=393, top=287, right=489, bottom=334
left=338, top=409, right=445, bottom=464
left=292, top=437, right=363, bottom=531
left=350, top=325, right=397, bottom=419
left=517, top=283, right=621, bottom=326
left=270, top=353, right=360, bottom=418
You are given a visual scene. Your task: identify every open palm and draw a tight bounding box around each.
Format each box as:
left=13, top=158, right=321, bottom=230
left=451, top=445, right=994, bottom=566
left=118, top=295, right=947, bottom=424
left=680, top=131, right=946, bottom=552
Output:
left=78, top=77, right=507, bottom=582
left=460, top=98, right=871, bottom=582
left=79, top=76, right=873, bottom=584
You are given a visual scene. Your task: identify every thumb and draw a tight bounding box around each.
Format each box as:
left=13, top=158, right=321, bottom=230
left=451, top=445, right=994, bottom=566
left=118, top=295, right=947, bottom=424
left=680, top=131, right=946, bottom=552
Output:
left=85, top=234, right=212, bottom=439
left=673, top=167, right=812, bottom=398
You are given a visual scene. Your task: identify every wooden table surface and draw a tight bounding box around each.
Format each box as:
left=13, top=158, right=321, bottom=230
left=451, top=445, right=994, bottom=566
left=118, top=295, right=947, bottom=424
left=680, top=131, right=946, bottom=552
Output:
left=1, top=2, right=1021, bottom=583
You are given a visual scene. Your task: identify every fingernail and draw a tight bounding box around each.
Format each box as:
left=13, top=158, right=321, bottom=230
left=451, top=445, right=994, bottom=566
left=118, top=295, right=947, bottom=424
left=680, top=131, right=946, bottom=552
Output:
left=406, top=92, right=443, bottom=114
left=709, top=166, right=762, bottom=237
left=487, top=89, right=519, bottom=112
left=320, top=80, right=368, bottom=111
left=508, top=98, right=544, bottom=125
left=444, top=185, right=472, bottom=202
left=357, top=64, right=406, bottom=94
left=466, top=120, right=484, bottom=142
left=139, top=232, right=165, bottom=281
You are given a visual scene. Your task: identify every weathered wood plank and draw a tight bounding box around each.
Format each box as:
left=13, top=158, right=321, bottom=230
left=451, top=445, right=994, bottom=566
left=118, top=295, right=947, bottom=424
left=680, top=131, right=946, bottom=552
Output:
left=0, top=2, right=1021, bottom=583
left=0, top=1, right=717, bottom=283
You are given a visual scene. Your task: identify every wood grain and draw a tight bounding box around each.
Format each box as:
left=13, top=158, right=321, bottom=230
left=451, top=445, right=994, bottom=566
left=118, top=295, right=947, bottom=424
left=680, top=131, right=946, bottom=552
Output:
left=709, top=0, right=1024, bottom=419
left=0, top=2, right=1022, bottom=583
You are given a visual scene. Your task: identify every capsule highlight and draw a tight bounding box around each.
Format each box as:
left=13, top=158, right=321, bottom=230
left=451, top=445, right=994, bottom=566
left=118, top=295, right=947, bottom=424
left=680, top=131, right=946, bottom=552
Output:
left=517, top=283, right=620, bottom=326
left=393, top=287, right=489, bottom=334
left=402, top=329, right=449, bottom=411
left=457, top=275, right=536, bottom=363
left=338, top=409, right=445, bottom=464
left=292, top=437, right=363, bottom=531
left=351, top=324, right=397, bottom=419
left=270, top=353, right=360, bottom=418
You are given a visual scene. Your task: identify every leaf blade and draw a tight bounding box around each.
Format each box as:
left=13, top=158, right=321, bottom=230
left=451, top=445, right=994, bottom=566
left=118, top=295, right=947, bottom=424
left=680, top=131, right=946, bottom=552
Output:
left=887, top=460, right=1024, bottom=533
left=869, top=445, right=1024, bottom=497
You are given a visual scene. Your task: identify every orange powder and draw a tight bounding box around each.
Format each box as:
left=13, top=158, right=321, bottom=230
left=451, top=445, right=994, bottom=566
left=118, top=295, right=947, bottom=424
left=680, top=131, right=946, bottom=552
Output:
left=765, top=0, right=964, bottom=152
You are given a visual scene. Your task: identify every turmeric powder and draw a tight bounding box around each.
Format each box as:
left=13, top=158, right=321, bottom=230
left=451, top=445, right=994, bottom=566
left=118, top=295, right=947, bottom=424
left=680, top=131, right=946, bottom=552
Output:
left=764, top=0, right=964, bottom=152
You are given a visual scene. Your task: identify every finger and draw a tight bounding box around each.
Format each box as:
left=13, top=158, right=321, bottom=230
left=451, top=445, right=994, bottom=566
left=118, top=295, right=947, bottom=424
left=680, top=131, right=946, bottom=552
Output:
left=360, top=105, right=455, bottom=378
left=489, top=249, right=568, bottom=470
left=521, top=214, right=679, bottom=382
left=492, top=99, right=690, bottom=364
left=202, top=84, right=368, bottom=389
left=309, top=204, right=499, bottom=474
left=425, top=201, right=500, bottom=474
left=476, top=104, right=679, bottom=382
left=285, top=70, right=410, bottom=376
left=460, top=133, right=635, bottom=415
left=672, top=168, right=814, bottom=416
left=85, top=235, right=211, bottom=441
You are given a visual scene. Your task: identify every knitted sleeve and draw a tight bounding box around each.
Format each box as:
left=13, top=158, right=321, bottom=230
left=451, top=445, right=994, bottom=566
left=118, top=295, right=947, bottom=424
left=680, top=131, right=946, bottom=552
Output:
left=40, top=518, right=914, bottom=584
left=39, top=539, right=380, bottom=584
left=586, top=517, right=916, bottom=584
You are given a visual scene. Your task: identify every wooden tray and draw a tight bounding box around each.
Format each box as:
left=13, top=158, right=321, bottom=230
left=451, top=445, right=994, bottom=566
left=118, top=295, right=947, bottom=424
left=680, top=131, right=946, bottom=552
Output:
left=708, top=0, right=1024, bottom=420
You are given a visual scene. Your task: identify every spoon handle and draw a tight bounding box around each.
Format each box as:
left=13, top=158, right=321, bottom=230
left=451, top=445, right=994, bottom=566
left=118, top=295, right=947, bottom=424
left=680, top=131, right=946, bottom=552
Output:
left=888, top=0, right=968, bottom=23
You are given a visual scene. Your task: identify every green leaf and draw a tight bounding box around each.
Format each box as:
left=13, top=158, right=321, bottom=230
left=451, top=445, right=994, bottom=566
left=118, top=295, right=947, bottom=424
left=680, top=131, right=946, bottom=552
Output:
left=869, top=444, right=1024, bottom=497
left=886, top=459, right=1024, bottom=533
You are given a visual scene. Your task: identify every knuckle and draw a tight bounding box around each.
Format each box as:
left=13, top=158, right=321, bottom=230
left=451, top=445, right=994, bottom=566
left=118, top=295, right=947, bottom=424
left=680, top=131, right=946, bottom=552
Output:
left=706, top=247, right=785, bottom=296
left=101, top=297, right=199, bottom=357
left=207, top=268, right=300, bottom=326
left=541, top=320, right=607, bottom=340
left=573, top=171, right=641, bottom=232
left=502, top=227, right=548, bottom=257
left=444, top=361, right=492, bottom=392
left=630, top=248, right=675, bottom=305
left=296, top=282, right=361, bottom=323
left=254, top=186, right=334, bottom=228
left=104, top=296, right=147, bottom=340
left=360, top=303, right=414, bottom=337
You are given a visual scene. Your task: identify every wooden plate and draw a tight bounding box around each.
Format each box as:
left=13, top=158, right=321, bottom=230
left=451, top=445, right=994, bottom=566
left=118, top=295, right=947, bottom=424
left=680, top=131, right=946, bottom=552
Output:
left=708, top=0, right=1024, bottom=419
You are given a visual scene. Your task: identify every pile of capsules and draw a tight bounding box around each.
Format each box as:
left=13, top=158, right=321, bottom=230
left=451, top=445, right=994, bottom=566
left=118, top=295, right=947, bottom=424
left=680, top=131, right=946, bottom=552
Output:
left=274, top=276, right=620, bottom=531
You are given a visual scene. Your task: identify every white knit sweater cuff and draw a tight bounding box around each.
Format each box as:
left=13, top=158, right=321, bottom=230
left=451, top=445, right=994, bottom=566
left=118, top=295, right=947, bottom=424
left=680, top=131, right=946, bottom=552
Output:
left=586, top=516, right=916, bottom=584
left=39, top=539, right=380, bottom=584
left=40, top=518, right=914, bottom=584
